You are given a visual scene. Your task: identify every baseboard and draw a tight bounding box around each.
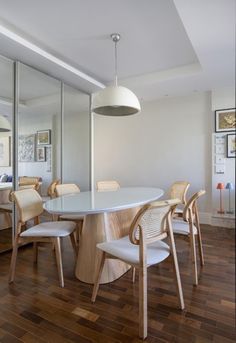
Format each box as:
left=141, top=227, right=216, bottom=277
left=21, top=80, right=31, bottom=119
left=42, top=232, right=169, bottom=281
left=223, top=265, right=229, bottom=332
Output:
left=199, top=211, right=235, bottom=228
left=199, top=212, right=212, bottom=225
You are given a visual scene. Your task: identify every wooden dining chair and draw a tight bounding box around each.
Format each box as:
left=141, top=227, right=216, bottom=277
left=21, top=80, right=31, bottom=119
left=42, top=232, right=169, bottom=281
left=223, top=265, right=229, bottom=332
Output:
left=172, top=190, right=206, bottom=285
left=169, top=181, right=190, bottom=218
left=0, top=182, right=41, bottom=229
left=96, top=180, right=120, bottom=191
left=55, top=183, right=84, bottom=242
left=9, top=189, right=77, bottom=287
left=91, top=199, right=185, bottom=339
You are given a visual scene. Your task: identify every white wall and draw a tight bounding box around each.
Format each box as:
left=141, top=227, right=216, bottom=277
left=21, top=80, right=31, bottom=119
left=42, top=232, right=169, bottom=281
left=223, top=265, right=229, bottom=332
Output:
left=94, top=92, right=212, bottom=213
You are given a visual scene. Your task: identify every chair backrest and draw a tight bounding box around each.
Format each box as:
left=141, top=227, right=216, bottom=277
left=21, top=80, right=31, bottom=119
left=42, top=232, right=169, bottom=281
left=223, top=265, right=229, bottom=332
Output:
left=129, top=199, right=180, bottom=245
left=169, top=181, right=190, bottom=204
left=19, top=182, right=40, bottom=191
left=55, top=183, right=80, bottom=197
left=47, top=179, right=61, bottom=198
left=96, top=180, right=120, bottom=191
left=183, top=190, right=206, bottom=222
left=19, top=176, right=41, bottom=185
left=12, top=189, right=43, bottom=224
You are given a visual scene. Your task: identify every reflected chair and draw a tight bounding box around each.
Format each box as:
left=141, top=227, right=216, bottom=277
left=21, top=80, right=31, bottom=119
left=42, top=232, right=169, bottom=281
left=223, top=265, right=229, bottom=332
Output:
left=19, top=176, right=41, bottom=192
left=169, top=181, right=190, bottom=218
left=0, top=182, right=41, bottom=228
left=9, top=189, right=77, bottom=287
left=172, top=190, right=206, bottom=285
left=55, top=183, right=84, bottom=242
left=96, top=180, right=120, bottom=191
left=91, top=199, right=185, bottom=339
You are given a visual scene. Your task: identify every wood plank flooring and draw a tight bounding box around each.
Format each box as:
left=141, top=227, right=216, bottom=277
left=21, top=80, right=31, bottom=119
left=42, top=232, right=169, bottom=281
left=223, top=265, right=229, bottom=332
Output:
left=0, top=225, right=235, bottom=342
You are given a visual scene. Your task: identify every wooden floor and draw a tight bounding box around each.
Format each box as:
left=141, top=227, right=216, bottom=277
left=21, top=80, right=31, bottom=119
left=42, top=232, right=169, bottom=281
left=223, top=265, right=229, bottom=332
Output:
left=0, top=225, right=235, bottom=342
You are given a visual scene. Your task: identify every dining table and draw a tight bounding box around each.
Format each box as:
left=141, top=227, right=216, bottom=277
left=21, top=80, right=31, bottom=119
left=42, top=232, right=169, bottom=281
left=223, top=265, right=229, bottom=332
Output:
left=44, top=187, right=164, bottom=284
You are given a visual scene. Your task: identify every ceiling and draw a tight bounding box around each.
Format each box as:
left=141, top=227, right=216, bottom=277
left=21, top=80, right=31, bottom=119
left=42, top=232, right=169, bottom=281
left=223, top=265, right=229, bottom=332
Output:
left=0, top=0, right=235, bottom=101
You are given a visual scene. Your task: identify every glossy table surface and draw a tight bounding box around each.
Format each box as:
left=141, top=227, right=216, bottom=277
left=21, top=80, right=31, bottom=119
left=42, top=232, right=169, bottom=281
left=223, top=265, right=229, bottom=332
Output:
left=44, top=187, right=164, bottom=215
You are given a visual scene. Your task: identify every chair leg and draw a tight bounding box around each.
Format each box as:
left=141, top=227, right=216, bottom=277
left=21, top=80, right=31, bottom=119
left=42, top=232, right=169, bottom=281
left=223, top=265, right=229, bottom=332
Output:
left=170, top=249, right=185, bottom=310
left=69, top=232, right=78, bottom=256
left=132, top=267, right=136, bottom=283
left=33, top=242, right=38, bottom=264
left=195, top=219, right=204, bottom=266
left=53, top=237, right=64, bottom=287
left=9, top=237, right=19, bottom=283
left=139, top=265, right=147, bottom=339
left=189, top=230, right=198, bottom=286
left=91, top=251, right=106, bottom=303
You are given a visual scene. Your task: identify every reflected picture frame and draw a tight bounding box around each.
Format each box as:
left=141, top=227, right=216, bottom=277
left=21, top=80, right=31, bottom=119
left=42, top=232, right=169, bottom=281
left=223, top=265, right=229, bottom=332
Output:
left=37, top=129, right=51, bottom=145
left=36, top=147, right=45, bottom=162
left=0, top=136, right=10, bottom=166
left=215, top=108, right=236, bottom=132
left=226, top=134, right=236, bottom=158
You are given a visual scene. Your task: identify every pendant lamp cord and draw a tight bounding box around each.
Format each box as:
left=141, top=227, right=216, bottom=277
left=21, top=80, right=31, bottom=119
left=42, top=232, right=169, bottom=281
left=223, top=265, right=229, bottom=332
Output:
left=114, top=39, right=118, bottom=86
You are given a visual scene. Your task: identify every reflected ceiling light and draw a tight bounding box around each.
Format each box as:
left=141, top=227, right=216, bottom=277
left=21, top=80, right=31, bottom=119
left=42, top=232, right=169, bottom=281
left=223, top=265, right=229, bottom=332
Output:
left=0, top=115, right=11, bottom=132
left=92, top=33, right=141, bottom=116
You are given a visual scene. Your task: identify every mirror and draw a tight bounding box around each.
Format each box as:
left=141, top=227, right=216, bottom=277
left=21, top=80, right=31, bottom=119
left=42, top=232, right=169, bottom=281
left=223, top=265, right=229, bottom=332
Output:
left=18, top=63, right=61, bottom=203
left=0, top=55, right=13, bottom=252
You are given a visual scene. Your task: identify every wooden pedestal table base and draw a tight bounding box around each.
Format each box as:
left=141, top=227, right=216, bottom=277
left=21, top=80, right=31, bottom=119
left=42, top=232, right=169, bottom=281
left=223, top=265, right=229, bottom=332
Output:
left=75, top=207, right=140, bottom=284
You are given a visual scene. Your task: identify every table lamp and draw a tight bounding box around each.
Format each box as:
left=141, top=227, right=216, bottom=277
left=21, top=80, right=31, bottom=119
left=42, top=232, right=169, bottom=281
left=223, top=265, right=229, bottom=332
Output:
left=216, top=183, right=225, bottom=214
left=225, top=182, right=234, bottom=214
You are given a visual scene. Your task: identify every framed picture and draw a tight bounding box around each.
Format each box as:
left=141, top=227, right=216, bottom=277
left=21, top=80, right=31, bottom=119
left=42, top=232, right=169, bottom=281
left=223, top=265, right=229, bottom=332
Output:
left=226, top=134, right=236, bottom=158
left=0, top=137, right=10, bottom=167
left=36, top=147, right=45, bottom=161
left=215, top=108, right=236, bottom=132
left=18, top=134, right=35, bottom=162
left=37, top=129, right=51, bottom=145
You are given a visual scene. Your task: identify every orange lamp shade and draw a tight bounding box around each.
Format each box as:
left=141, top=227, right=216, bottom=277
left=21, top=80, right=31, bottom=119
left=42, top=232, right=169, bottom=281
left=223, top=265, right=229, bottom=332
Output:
left=216, top=183, right=224, bottom=190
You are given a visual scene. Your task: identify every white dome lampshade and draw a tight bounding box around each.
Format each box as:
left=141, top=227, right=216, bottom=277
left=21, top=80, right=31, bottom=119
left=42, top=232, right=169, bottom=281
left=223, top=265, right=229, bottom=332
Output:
left=92, top=33, right=141, bottom=117
left=0, top=115, right=11, bottom=132
left=92, top=85, right=141, bottom=116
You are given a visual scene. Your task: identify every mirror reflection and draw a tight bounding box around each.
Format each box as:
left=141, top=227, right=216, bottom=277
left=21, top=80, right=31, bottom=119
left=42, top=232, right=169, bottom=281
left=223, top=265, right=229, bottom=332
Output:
left=0, top=55, right=13, bottom=252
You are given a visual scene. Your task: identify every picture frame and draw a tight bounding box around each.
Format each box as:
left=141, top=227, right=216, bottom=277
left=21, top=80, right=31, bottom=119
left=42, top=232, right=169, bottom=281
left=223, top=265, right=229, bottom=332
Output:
left=37, top=129, right=51, bottom=145
left=36, top=147, right=46, bottom=162
left=226, top=134, right=236, bottom=158
left=0, top=136, right=11, bottom=167
left=215, top=108, right=236, bottom=132
left=18, top=134, right=35, bottom=162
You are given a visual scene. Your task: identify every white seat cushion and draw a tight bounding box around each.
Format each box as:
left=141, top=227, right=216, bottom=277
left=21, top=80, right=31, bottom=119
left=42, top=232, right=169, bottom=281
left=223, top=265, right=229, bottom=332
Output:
left=97, top=236, right=170, bottom=266
left=20, top=221, right=76, bottom=237
left=59, top=214, right=84, bottom=221
left=172, top=220, right=197, bottom=235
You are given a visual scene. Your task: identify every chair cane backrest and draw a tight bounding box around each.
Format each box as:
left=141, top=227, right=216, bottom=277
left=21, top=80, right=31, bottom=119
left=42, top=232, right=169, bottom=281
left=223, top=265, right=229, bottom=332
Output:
left=183, top=190, right=206, bottom=222
left=12, top=189, right=43, bottom=224
left=55, top=183, right=80, bottom=197
left=19, top=182, right=40, bottom=191
left=96, top=180, right=120, bottom=191
left=170, top=181, right=190, bottom=205
left=47, top=179, right=60, bottom=198
left=129, top=199, right=180, bottom=245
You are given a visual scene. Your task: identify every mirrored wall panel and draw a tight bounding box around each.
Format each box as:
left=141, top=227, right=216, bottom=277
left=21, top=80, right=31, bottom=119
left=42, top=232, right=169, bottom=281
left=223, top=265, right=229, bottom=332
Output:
left=63, top=85, right=90, bottom=190
left=0, top=55, right=13, bottom=252
left=18, top=63, right=61, bottom=197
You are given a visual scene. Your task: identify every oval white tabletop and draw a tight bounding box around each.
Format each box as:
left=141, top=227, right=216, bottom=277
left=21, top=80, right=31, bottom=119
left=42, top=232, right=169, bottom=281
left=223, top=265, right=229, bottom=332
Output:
left=44, top=187, right=164, bottom=215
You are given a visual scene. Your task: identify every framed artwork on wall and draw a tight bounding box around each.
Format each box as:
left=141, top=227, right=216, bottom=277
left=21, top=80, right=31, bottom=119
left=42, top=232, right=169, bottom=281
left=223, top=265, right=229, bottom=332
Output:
left=37, top=129, right=51, bottom=145
left=226, top=134, right=236, bottom=158
left=0, top=136, right=10, bottom=167
left=215, top=108, right=236, bottom=132
left=18, top=134, right=35, bottom=162
left=36, top=147, right=46, bottom=161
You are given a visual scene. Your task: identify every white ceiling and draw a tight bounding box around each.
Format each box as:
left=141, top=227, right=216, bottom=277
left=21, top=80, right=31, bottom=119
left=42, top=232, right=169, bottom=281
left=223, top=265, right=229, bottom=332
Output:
left=0, top=0, right=235, bottom=101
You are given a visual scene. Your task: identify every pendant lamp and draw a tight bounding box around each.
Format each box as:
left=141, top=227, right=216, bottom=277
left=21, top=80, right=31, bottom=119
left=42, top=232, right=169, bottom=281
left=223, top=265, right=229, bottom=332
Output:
left=0, top=115, right=11, bottom=132
left=91, top=33, right=141, bottom=116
